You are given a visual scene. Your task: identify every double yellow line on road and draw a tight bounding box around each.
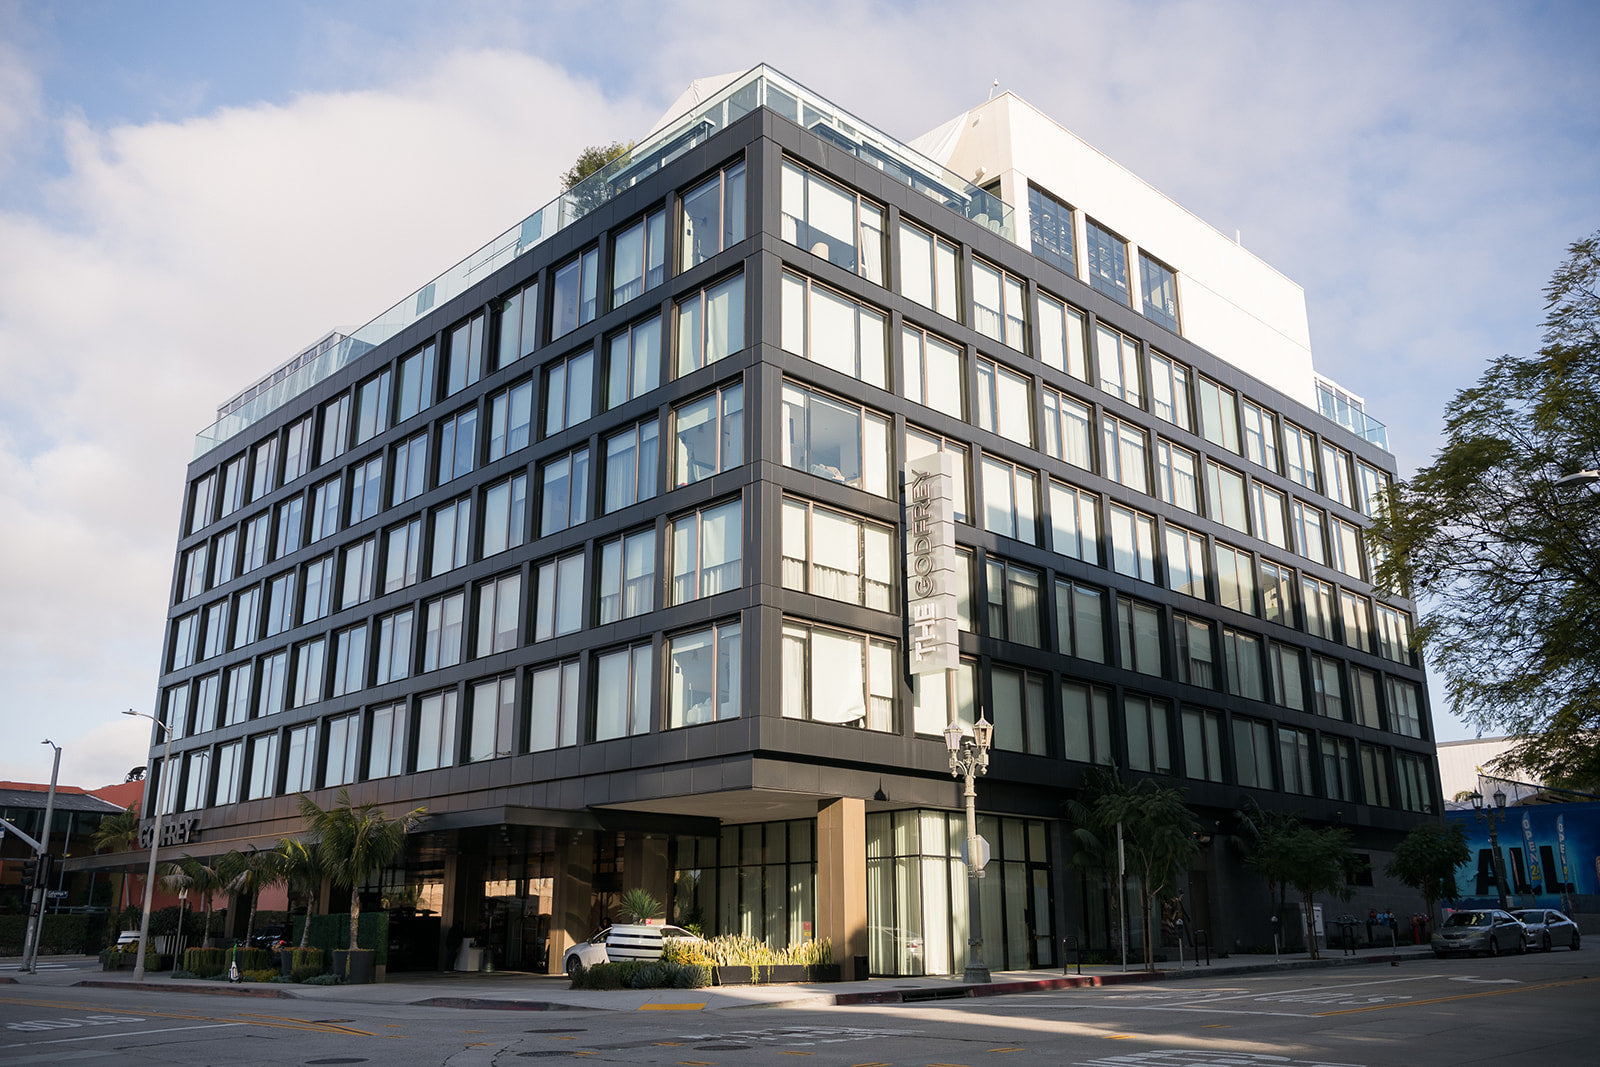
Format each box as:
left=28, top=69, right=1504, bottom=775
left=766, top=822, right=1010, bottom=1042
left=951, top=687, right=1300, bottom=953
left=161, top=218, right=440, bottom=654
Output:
left=1314, top=976, right=1599, bottom=1017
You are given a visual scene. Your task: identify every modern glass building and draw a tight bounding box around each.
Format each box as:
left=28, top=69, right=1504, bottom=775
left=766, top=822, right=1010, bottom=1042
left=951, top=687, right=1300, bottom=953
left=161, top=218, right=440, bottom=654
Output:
left=111, top=66, right=1438, bottom=976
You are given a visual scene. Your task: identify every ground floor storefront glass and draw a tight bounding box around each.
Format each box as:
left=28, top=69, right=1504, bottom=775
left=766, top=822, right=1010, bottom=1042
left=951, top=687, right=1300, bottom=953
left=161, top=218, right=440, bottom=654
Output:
left=672, top=819, right=816, bottom=947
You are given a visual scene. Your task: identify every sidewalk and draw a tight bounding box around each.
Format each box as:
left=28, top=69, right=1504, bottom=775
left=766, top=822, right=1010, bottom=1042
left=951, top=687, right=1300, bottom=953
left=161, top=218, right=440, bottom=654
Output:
left=1, top=944, right=1439, bottom=1012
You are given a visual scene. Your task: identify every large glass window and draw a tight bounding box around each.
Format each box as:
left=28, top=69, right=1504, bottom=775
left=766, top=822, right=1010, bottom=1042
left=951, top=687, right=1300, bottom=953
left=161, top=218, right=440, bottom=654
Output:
left=984, top=558, right=1043, bottom=646
left=219, top=455, right=246, bottom=519
left=422, top=591, right=464, bottom=672
left=1361, top=744, right=1391, bottom=806
left=318, top=393, right=350, bottom=466
left=782, top=621, right=896, bottom=732
left=264, top=572, right=295, bottom=637
left=1118, top=597, right=1163, bottom=676
left=431, top=496, right=471, bottom=576
left=211, top=528, right=238, bottom=587
left=1260, top=559, right=1295, bottom=627
left=1124, top=694, right=1172, bottom=773
left=781, top=271, right=887, bottom=387
left=1310, top=655, right=1344, bottom=719
left=1351, top=666, right=1382, bottom=728
left=301, top=554, right=335, bottom=623
left=188, top=472, right=216, bottom=535
left=1241, top=400, right=1278, bottom=472
left=677, top=273, right=745, bottom=376
left=1049, top=480, right=1100, bottom=564
left=275, top=495, right=304, bottom=557
left=539, top=447, right=590, bottom=536
left=912, top=659, right=976, bottom=737
left=213, top=740, right=243, bottom=806
left=1283, top=424, right=1318, bottom=490
left=598, top=528, right=655, bottom=624
left=1149, top=353, right=1191, bottom=430
left=606, top=314, right=662, bottom=408
left=673, top=381, right=743, bottom=487
left=396, top=343, right=436, bottom=425
left=905, top=428, right=970, bottom=524
left=603, top=417, right=660, bottom=514
left=1322, top=736, right=1357, bottom=802
left=529, top=659, right=581, bottom=751
left=1303, top=575, right=1336, bottom=639
left=348, top=455, right=383, bottom=525
left=1215, top=542, right=1257, bottom=615
left=487, top=378, right=534, bottom=462
left=445, top=312, right=484, bottom=397
left=1279, top=726, right=1315, bottom=795
left=1062, top=682, right=1113, bottom=765
left=1056, top=579, right=1106, bottom=662
left=415, top=690, right=458, bottom=772
left=481, top=474, right=528, bottom=558
left=1165, top=525, right=1208, bottom=600
left=1155, top=439, right=1199, bottom=512
left=495, top=281, right=539, bottom=371
left=468, top=676, right=517, bottom=762
left=1291, top=499, right=1327, bottom=565
left=1321, top=442, right=1355, bottom=509
left=671, top=498, right=742, bottom=603
left=437, top=407, right=477, bottom=485
left=1108, top=503, right=1157, bottom=583
left=340, top=537, right=376, bottom=609
left=375, top=608, right=413, bottom=685
left=899, top=221, right=959, bottom=320
left=980, top=456, right=1038, bottom=544
left=257, top=650, right=287, bottom=718
left=667, top=620, right=742, bottom=727
left=383, top=517, right=422, bottom=594
left=1139, top=252, right=1179, bottom=332
left=475, top=572, right=521, bottom=657
left=681, top=159, right=746, bottom=270
left=251, top=436, right=279, bottom=501
left=309, top=475, right=341, bottom=543
left=1251, top=482, right=1288, bottom=550
left=782, top=498, right=893, bottom=610
left=1085, top=218, right=1130, bottom=304
left=368, top=702, right=407, bottom=780
left=325, top=713, right=361, bottom=787
left=1035, top=292, right=1088, bottom=381
left=990, top=666, right=1047, bottom=754
left=781, top=382, right=890, bottom=496
left=551, top=247, right=599, bottom=340
left=332, top=624, right=367, bottom=698
left=1095, top=324, right=1141, bottom=406
left=594, top=644, right=653, bottom=741
left=1182, top=708, right=1225, bottom=782
left=1233, top=716, right=1274, bottom=789
left=1385, top=677, right=1424, bottom=738
left=1041, top=389, right=1092, bottom=470
left=1340, top=590, right=1372, bottom=652
left=1173, top=614, right=1215, bottom=688
left=290, top=636, right=326, bottom=708
left=201, top=600, right=228, bottom=660
left=1205, top=461, right=1250, bottom=534
left=975, top=357, right=1032, bottom=445
left=1222, top=628, right=1264, bottom=700
left=1028, top=185, right=1075, bottom=275
left=780, top=159, right=884, bottom=282
left=1331, top=517, right=1365, bottom=579
left=1375, top=604, right=1412, bottom=664
left=283, top=415, right=314, bottom=483
left=1356, top=462, right=1392, bottom=519
left=245, top=733, right=278, bottom=800
left=970, top=258, right=1027, bottom=349
left=1269, top=642, right=1305, bottom=711
left=544, top=348, right=594, bottom=438
left=180, top=544, right=208, bottom=601
left=535, top=553, right=584, bottom=641
left=1197, top=378, right=1240, bottom=454
left=612, top=210, right=666, bottom=306
left=391, top=432, right=427, bottom=506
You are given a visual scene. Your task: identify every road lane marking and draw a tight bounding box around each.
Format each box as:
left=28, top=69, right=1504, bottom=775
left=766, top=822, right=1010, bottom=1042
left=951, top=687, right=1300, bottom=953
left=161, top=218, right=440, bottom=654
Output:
left=0, top=1022, right=243, bottom=1048
left=641, top=1003, right=706, bottom=1011
left=1314, top=975, right=1600, bottom=1016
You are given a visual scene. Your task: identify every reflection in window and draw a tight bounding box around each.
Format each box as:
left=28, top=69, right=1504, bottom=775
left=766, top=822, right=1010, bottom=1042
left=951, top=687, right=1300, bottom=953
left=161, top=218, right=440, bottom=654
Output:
left=487, top=379, right=534, bottom=461
left=781, top=382, right=889, bottom=496
left=1260, top=559, right=1295, bottom=627
left=1197, top=378, right=1240, bottom=454
left=671, top=499, right=742, bottom=604
left=1063, top=682, right=1113, bottom=765
left=539, top=447, right=590, bottom=536
left=1292, top=499, right=1326, bottom=565
left=529, top=659, right=581, bottom=751
left=368, top=702, right=407, bottom=780
left=1156, top=440, right=1199, bottom=512
left=445, top=312, right=484, bottom=397
left=1303, top=575, right=1336, bottom=639
left=1124, top=694, right=1172, bottom=773
left=1279, top=726, right=1315, bottom=795
left=1242, top=400, right=1278, bottom=472
left=677, top=274, right=745, bottom=376
left=1118, top=598, right=1163, bottom=676
left=668, top=620, right=741, bottom=727
left=1234, top=717, right=1274, bottom=789
left=980, top=456, right=1038, bottom=545
left=1173, top=615, right=1214, bottom=688
left=991, top=666, right=1047, bottom=753
left=905, top=427, right=970, bottom=524
left=551, top=248, right=600, bottom=340
left=422, top=591, right=464, bottom=672
left=392, top=432, right=427, bottom=506
left=1269, top=642, right=1305, bottom=711
left=899, top=220, right=960, bottom=319
left=1181, top=708, right=1225, bottom=782
left=246, top=733, right=278, bottom=800
left=782, top=621, right=895, bottom=732
left=612, top=210, right=666, bottom=306
left=1166, top=525, right=1208, bottom=600
left=1036, top=292, right=1088, bottom=381
left=594, top=644, right=653, bottom=741
left=1140, top=252, right=1179, bottom=332
left=674, top=382, right=743, bottom=487
left=319, top=393, right=350, bottom=466
left=970, top=258, right=1027, bottom=349
left=535, top=553, right=584, bottom=641
left=545, top=348, right=595, bottom=438
left=912, top=658, right=975, bottom=737
left=325, top=713, right=360, bottom=787
left=1251, top=482, right=1288, bottom=550
left=1149, top=353, right=1191, bottom=430
left=985, top=558, right=1042, bottom=647
left=781, top=498, right=892, bottom=611
left=438, top=408, right=477, bottom=485
left=1096, top=324, right=1141, bottom=406
left=1101, top=415, right=1147, bottom=492
left=481, top=474, right=527, bottom=558
left=383, top=518, right=422, bottom=594
left=1205, top=460, right=1250, bottom=534
left=780, top=159, right=884, bottom=283
left=781, top=271, right=887, bottom=387
left=1283, top=423, right=1318, bottom=489
left=1028, top=185, right=1075, bottom=275
left=468, top=676, right=517, bottom=763
left=598, top=528, right=655, bottom=624
left=495, top=281, right=539, bottom=371
left=1085, top=218, right=1130, bottom=304
left=396, top=344, right=436, bottom=424
left=1222, top=627, right=1264, bottom=700
left=415, top=690, right=458, bottom=772
left=681, top=160, right=746, bottom=270
left=431, top=497, right=471, bottom=576
left=603, top=418, right=660, bottom=514
left=375, top=609, right=413, bottom=685
left=1042, top=389, right=1092, bottom=470
left=1215, top=542, right=1257, bottom=615
left=1056, top=580, right=1106, bottom=663
left=1108, top=503, right=1157, bottom=583
left=475, top=572, right=521, bottom=656
left=607, top=314, right=662, bottom=408
left=902, top=325, right=963, bottom=416
left=1386, top=677, right=1424, bottom=738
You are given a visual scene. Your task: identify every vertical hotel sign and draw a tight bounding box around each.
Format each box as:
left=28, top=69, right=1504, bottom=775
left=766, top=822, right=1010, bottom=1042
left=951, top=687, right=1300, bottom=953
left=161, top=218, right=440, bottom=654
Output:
left=904, top=453, right=959, bottom=673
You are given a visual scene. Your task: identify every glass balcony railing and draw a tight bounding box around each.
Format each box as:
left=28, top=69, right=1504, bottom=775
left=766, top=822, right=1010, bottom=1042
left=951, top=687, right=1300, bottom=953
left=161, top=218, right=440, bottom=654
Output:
left=1317, top=382, right=1389, bottom=452
left=194, top=64, right=1015, bottom=458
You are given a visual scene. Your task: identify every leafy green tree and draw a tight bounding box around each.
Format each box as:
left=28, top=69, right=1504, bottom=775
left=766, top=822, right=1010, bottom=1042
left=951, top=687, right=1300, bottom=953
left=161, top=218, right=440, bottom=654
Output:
left=271, top=838, right=324, bottom=950
left=1284, top=826, right=1356, bottom=960
left=561, top=140, right=634, bottom=190
left=1231, top=800, right=1301, bottom=932
left=296, top=789, right=425, bottom=958
left=1386, top=820, right=1471, bottom=926
left=1371, top=232, right=1600, bottom=789
left=221, top=846, right=286, bottom=946
left=620, top=888, right=663, bottom=924
left=92, top=806, right=141, bottom=908
left=164, top=855, right=227, bottom=942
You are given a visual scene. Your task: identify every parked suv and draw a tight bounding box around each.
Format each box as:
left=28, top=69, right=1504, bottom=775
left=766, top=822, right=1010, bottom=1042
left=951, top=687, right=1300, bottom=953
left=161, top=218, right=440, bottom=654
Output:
left=1431, top=909, right=1530, bottom=958
left=563, top=923, right=700, bottom=975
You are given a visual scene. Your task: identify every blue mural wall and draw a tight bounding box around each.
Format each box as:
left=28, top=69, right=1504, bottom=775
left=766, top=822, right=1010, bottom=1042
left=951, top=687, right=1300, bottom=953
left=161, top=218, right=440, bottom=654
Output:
left=1445, top=802, right=1600, bottom=910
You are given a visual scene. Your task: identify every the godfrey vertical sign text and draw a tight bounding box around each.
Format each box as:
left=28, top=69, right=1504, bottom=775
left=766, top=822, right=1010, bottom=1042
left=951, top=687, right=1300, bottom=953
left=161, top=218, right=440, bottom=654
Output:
left=904, top=453, right=959, bottom=673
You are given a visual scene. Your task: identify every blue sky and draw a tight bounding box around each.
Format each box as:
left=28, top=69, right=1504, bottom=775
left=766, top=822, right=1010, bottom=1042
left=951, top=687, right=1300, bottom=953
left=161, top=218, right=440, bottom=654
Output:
left=1, top=0, right=1596, bottom=787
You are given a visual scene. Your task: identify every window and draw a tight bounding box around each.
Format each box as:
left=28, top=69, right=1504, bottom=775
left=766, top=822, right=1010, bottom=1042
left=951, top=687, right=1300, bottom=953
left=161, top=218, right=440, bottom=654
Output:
left=319, top=393, right=350, bottom=466
left=164, top=685, right=190, bottom=740
left=1269, top=642, right=1305, bottom=711
left=667, top=620, right=742, bottom=727
left=468, top=676, right=518, bottom=762
left=1356, top=462, right=1391, bottom=519
left=374, top=609, right=413, bottom=685
left=1055, top=580, right=1106, bottom=662
left=1385, top=677, right=1424, bottom=738
left=985, top=558, right=1043, bottom=646
left=538, top=447, right=590, bottom=537
left=1155, top=440, right=1199, bottom=512
left=970, top=258, right=1027, bottom=349
left=1108, top=503, right=1157, bottom=582
left=213, top=740, right=242, bottom=806
left=1205, top=461, right=1250, bottom=533
left=1197, top=378, right=1240, bottom=454
left=355, top=369, right=392, bottom=445
left=1173, top=614, right=1215, bottom=688
left=781, top=382, right=890, bottom=496
left=211, top=528, right=237, bottom=587
left=953, top=549, right=974, bottom=631
left=283, top=415, right=314, bottom=483
left=1118, top=598, right=1163, bottom=676
left=368, top=702, right=408, bottom=780
left=233, top=586, right=259, bottom=649
left=551, top=247, right=600, bottom=340
left=1322, top=736, right=1357, bottom=802
left=383, top=518, right=422, bottom=594
left=257, top=650, right=288, bottom=717
left=781, top=271, right=887, bottom=387
left=676, top=273, right=745, bottom=375
left=396, top=343, right=436, bottom=424
left=1302, top=575, right=1336, bottom=639
left=1085, top=218, right=1130, bottom=304
left=597, top=528, right=655, bottom=624
left=1310, top=655, right=1344, bottom=718
left=1279, top=726, right=1315, bottom=795
left=481, top=474, right=527, bottom=558
left=603, top=418, right=660, bottom=513
left=438, top=407, right=478, bottom=484
left=898, top=327, right=961, bottom=417
left=980, top=456, right=1038, bottom=544
left=340, top=537, right=376, bottom=609
left=391, top=432, right=427, bottom=506
left=1320, top=442, right=1355, bottom=509
left=332, top=624, right=367, bottom=698
left=245, top=733, right=278, bottom=800
left=264, top=572, right=296, bottom=637
left=905, top=428, right=970, bottom=524
left=1214, top=542, right=1257, bottom=615
left=1222, top=627, right=1264, bottom=700
left=1036, top=292, right=1088, bottom=380
left=529, top=659, right=581, bottom=750
left=1182, top=708, right=1225, bottom=782
left=612, top=209, right=666, bottom=306
left=1375, top=605, right=1412, bottom=664
left=1361, top=744, right=1391, bottom=806
left=544, top=347, right=594, bottom=437
left=422, top=591, right=464, bottom=672
left=1165, top=525, right=1208, bottom=599
left=975, top=357, right=1032, bottom=445
left=425, top=496, right=468, bottom=576
left=275, top=496, right=304, bottom=557
left=218, top=454, right=246, bottom=519
left=251, top=436, right=279, bottom=501
left=606, top=314, right=662, bottom=408
left=290, top=637, right=326, bottom=708
left=1260, top=559, right=1295, bottom=627
left=535, top=553, right=585, bottom=640
left=1095, top=324, right=1141, bottom=406
left=487, top=379, right=534, bottom=462
left=1291, top=499, right=1327, bottom=564
left=1048, top=480, right=1099, bottom=563
left=201, top=601, right=228, bottom=659
left=671, top=498, right=742, bottom=603
left=780, top=159, right=884, bottom=282
left=1140, top=252, right=1179, bottom=332
left=1331, top=517, right=1365, bottom=579
left=242, top=512, right=270, bottom=573
left=495, top=281, right=539, bottom=371
left=301, top=554, right=335, bottom=623
left=1028, top=185, right=1075, bottom=275
left=1351, top=666, right=1382, bottom=728
left=1041, top=389, right=1092, bottom=470
left=1233, top=717, right=1274, bottom=789
left=325, top=713, right=360, bottom=787
left=912, top=659, right=976, bottom=737
left=1147, top=353, right=1191, bottom=431
left=188, top=473, right=216, bottom=535
left=899, top=221, right=959, bottom=319
left=1250, top=482, right=1288, bottom=549
left=1283, top=424, right=1318, bottom=490
left=681, top=159, right=745, bottom=270
left=673, top=381, right=743, bottom=486
left=782, top=621, right=896, bottom=732
left=1241, top=400, right=1278, bottom=472
left=446, top=313, right=485, bottom=397
left=415, top=690, right=458, bottom=772
left=782, top=498, right=893, bottom=611
left=1062, top=682, right=1113, bottom=765
left=990, top=666, right=1047, bottom=753
left=475, top=572, right=521, bottom=657
left=309, top=475, right=341, bottom=542
left=180, top=544, right=208, bottom=601
left=1340, top=590, right=1372, bottom=652
left=1124, top=694, right=1172, bottom=773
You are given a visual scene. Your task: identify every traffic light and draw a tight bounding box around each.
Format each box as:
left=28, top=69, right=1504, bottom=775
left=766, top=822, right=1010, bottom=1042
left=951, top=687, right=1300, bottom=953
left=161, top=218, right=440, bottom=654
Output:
left=37, top=853, right=54, bottom=891
left=19, top=855, right=38, bottom=889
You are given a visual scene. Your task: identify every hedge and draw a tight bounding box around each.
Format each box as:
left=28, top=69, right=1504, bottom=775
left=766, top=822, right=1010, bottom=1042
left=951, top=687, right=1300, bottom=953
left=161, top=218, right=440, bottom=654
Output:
left=0, top=913, right=111, bottom=956
left=292, top=912, right=389, bottom=967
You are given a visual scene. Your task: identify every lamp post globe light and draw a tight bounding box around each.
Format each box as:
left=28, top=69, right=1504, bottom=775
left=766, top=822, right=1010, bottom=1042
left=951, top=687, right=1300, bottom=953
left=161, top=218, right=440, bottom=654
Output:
left=944, top=716, right=993, bottom=984
left=124, top=708, right=175, bottom=982
left=1470, top=788, right=1511, bottom=910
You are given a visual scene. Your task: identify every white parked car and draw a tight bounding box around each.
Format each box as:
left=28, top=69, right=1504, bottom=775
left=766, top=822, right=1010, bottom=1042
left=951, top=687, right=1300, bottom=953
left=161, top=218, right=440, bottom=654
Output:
left=563, top=923, right=700, bottom=976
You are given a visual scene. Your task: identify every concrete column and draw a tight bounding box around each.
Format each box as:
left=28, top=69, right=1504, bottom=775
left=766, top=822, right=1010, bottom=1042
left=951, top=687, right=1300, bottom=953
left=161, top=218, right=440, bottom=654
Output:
left=817, top=797, right=868, bottom=979
left=547, top=830, right=594, bottom=975
left=623, top=833, right=672, bottom=916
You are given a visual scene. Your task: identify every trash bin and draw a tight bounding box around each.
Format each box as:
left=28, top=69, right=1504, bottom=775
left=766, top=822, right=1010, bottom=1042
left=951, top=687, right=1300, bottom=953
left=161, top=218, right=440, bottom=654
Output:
left=851, top=954, right=869, bottom=980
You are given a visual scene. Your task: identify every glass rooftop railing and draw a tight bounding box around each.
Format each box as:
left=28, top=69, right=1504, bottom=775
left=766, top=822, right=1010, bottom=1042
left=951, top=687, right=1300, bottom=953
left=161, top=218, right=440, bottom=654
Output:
left=1316, top=381, right=1389, bottom=452
left=194, top=64, right=1015, bottom=458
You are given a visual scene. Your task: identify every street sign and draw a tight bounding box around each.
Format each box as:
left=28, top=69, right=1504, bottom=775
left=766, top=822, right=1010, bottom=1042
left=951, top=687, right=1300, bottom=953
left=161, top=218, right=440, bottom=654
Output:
left=45, top=890, right=67, bottom=899
left=961, top=834, right=992, bottom=871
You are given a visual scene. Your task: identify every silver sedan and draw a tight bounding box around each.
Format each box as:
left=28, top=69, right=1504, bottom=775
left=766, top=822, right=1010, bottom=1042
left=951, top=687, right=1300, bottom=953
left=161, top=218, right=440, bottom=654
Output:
left=1512, top=909, right=1582, bottom=951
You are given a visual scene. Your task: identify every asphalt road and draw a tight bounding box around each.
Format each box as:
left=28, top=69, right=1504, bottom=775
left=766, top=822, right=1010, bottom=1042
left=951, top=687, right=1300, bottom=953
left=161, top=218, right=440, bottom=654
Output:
left=1, top=948, right=1594, bottom=1065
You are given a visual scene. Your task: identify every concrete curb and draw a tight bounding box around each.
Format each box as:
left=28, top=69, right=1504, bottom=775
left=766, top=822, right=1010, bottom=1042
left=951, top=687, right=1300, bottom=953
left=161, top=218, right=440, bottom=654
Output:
left=75, top=979, right=293, bottom=998
left=411, top=997, right=585, bottom=1011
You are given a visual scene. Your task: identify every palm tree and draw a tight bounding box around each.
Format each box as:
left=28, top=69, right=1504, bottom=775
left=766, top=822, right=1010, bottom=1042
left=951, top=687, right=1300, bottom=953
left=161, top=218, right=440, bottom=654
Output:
left=91, top=806, right=141, bottom=909
left=296, top=789, right=425, bottom=962
left=180, top=856, right=228, bottom=944
left=220, top=846, right=285, bottom=947
left=158, top=861, right=195, bottom=956
left=270, top=838, right=324, bottom=950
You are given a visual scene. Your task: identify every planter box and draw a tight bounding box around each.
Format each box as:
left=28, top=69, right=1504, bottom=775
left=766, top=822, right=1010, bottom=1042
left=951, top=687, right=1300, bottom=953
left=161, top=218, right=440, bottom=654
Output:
left=714, top=963, right=841, bottom=986
left=332, top=949, right=376, bottom=985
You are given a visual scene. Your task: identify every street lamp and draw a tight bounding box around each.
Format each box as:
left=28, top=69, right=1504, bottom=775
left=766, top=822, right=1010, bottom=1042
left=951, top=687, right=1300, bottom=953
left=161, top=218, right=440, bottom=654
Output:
left=1470, top=788, right=1511, bottom=909
left=124, top=708, right=174, bottom=982
left=944, top=716, right=993, bottom=984
left=1555, top=470, right=1600, bottom=487
left=21, top=740, right=61, bottom=973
